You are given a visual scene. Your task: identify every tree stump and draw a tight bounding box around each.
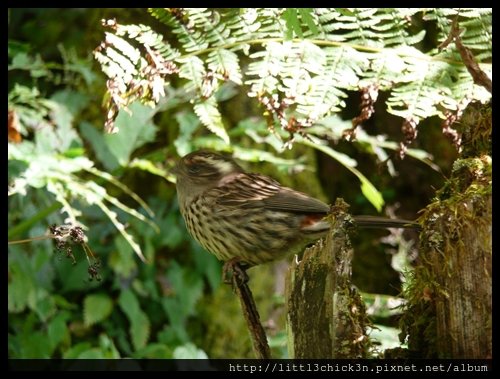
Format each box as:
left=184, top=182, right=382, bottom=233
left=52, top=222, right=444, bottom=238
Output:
left=285, top=199, right=370, bottom=358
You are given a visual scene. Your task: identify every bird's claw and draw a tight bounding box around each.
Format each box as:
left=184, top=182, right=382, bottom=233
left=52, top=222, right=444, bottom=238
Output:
left=223, top=258, right=249, bottom=286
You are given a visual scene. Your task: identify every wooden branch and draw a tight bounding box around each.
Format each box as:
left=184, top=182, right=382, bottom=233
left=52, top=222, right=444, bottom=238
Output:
left=227, top=263, right=271, bottom=359
left=440, top=18, right=492, bottom=94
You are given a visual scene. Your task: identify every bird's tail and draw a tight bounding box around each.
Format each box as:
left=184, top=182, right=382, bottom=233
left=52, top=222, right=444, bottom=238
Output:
left=353, top=215, right=420, bottom=229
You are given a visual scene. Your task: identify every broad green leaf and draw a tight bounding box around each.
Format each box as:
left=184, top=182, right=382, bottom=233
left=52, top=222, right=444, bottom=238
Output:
left=83, top=293, right=114, bottom=326
left=17, top=331, right=50, bottom=358
left=160, top=261, right=204, bottom=343
left=130, top=312, right=150, bottom=351
left=33, top=294, right=56, bottom=322
left=192, top=244, right=221, bottom=293
left=8, top=255, right=34, bottom=313
left=104, top=102, right=158, bottom=166
left=76, top=349, right=106, bottom=359
left=174, top=111, right=201, bottom=157
left=159, top=213, right=184, bottom=249
left=118, top=289, right=150, bottom=351
left=109, top=235, right=138, bottom=277
left=79, top=121, right=119, bottom=171
left=47, top=311, right=70, bottom=352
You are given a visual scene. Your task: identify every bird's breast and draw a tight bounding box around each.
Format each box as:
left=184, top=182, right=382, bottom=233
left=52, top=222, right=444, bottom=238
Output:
left=180, top=195, right=325, bottom=266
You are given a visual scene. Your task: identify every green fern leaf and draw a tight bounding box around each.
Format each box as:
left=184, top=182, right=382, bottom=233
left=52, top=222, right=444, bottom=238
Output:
left=207, top=49, right=242, bottom=85
left=194, top=98, right=229, bottom=144
left=177, top=56, right=206, bottom=93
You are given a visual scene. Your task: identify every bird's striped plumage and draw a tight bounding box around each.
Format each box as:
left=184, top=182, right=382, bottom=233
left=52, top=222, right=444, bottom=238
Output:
left=174, top=150, right=418, bottom=266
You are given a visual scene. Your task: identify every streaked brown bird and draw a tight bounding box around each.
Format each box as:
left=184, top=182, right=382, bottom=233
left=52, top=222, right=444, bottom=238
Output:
left=174, top=150, right=418, bottom=268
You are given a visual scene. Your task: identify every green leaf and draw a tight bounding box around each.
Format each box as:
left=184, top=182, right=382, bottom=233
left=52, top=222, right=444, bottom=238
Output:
left=174, top=111, right=201, bottom=157
left=130, top=312, right=150, bottom=351
left=47, top=311, right=70, bottom=352
left=33, top=294, right=56, bottom=322
left=9, top=52, right=51, bottom=77
left=118, top=289, right=150, bottom=351
left=76, top=348, right=107, bottom=359
left=56, top=259, right=99, bottom=293
left=283, top=9, right=303, bottom=39
left=159, top=213, right=184, bottom=249
left=133, top=343, right=172, bottom=358
left=104, top=102, right=158, bottom=166
left=109, top=235, right=138, bottom=277
left=17, top=331, right=50, bottom=358
left=79, top=121, right=119, bottom=171
left=299, top=137, right=384, bottom=212
left=173, top=342, right=208, bottom=359
left=8, top=254, right=35, bottom=313
left=83, top=293, right=114, bottom=326
left=62, top=342, right=93, bottom=358
left=192, top=244, right=221, bottom=293
left=160, top=261, right=204, bottom=342
left=298, top=8, right=319, bottom=35
left=129, top=158, right=169, bottom=178
left=98, top=334, right=121, bottom=358
left=360, top=178, right=384, bottom=213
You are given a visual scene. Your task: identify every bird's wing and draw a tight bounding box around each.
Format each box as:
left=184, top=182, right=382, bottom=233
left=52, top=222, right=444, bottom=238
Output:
left=215, top=173, right=329, bottom=214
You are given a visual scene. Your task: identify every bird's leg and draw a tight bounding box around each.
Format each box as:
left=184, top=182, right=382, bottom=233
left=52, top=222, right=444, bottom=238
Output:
left=223, top=257, right=249, bottom=285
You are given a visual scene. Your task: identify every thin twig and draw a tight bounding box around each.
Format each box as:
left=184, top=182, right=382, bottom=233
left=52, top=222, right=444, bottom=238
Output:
left=8, top=234, right=56, bottom=245
left=229, top=263, right=271, bottom=359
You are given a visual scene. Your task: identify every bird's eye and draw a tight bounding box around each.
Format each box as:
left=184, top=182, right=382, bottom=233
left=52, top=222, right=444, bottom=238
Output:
left=187, top=164, right=202, bottom=175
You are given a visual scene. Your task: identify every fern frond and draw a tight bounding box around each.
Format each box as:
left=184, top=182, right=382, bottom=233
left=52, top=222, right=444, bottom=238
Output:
left=282, top=9, right=321, bottom=39
left=149, top=8, right=233, bottom=52
left=252, top=8, right=286, bottom=39
left=95, top=8, right=491, bottom=146
left=316, top=8, right=425, bottom=48
left=177, top=56, right=206, bottom=94
left=296, top=45, right=366, bottom=119
left=386, top=54, right=450, bottom=120
left=245, top=41, right=284, bottom=97
left=193, top=97, right=229, bottom=144
left=207, top=49, right=242, bottom=85
left=115, top=24, right=180, bottom=61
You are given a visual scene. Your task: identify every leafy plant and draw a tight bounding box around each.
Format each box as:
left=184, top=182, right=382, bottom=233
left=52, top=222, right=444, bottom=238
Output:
left=8, top=8, right=491, bottom=360
left=95, top=8, right=491, bottom=210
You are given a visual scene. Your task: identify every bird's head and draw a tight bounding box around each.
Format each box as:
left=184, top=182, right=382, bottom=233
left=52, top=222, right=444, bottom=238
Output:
left=173, top=150, right=243, bottom=204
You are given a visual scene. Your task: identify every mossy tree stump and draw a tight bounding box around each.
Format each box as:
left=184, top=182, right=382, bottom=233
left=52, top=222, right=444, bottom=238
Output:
left=285, top=200, right=370, bottom=358
left=401, top=104, right=492, bottom=358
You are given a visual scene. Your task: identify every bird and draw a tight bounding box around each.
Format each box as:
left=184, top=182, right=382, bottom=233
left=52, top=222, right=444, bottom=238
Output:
left=173, top=150, right=419, bottom=269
